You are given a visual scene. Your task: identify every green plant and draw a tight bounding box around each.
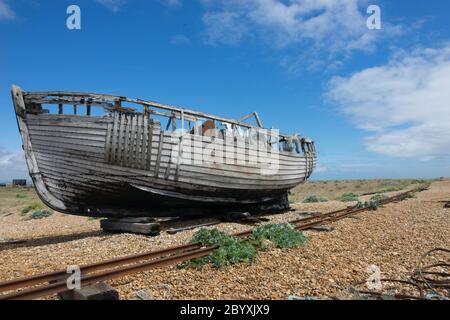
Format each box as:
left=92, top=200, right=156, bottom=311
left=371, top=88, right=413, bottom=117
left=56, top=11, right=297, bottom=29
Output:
left=21, top=202, right=44, bottom=214
left=405, top=192, right=417, bottom=199
left=375, top=185, right=404, bottom=193
left=303, top=195, right=328, bottom=203
left=336, top=193, right=359, bottom=202
left=252, top=223, right=307, bottom=248
left=370, top=194, right=388, bottom=202
left=180, top=224, right=307, bottom=269
left=415, top=183, right=430, bottom=192
left=21, top=208, right=30, bottom=214
left=356, top=201, right=379, bottom=211
left=180, top=229, right=259, bottom=269
left=28, top=210, right=53, bottom=220
left=16, top=194, right=27, bottom=199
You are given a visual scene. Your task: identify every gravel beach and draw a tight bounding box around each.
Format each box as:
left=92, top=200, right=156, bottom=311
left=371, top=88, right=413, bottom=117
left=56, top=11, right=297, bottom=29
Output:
left=0, top=180, right=448, bottom=299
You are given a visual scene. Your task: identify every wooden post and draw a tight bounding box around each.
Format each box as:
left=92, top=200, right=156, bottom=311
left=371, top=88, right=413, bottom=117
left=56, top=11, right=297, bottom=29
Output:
left=101, top=219, right=160, bottom=236
left=154, top=131, right=164, bottom=177
left=86, top=102, right=91, bottom=116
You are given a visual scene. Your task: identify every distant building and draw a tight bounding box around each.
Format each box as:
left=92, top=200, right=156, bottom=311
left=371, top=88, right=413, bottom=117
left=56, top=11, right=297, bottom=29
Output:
left=0, top=183, right=6, bottom=187
left=12, top=179, right=27, bottom=187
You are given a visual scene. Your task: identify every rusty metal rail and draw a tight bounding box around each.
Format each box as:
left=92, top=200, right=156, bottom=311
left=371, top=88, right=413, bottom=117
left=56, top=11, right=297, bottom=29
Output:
left=0, top=242, right=201, bottom=293
left=0, top=190, right=416, bottom=300
left=351, top=248, right=449, bottom=300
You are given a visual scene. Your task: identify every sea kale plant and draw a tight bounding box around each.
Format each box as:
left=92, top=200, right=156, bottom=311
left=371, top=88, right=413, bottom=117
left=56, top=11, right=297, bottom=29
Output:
left=336, top=193, right=360, bottom=202
left=303, top=195, right=328, bottom=203
left=180, top=224, right=307, bottom=269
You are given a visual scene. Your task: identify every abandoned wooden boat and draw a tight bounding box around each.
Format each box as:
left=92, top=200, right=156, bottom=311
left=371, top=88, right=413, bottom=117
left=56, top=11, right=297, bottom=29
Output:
left=11, top=85, right=317, bottom=218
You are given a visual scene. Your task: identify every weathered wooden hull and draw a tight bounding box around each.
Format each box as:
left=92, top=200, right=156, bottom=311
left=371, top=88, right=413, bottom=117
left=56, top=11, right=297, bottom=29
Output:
left=12, top=85, right=317, bottom=217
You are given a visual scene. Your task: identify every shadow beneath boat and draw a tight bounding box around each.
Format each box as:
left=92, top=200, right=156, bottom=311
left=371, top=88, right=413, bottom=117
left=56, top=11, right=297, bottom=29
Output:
left=155, top=211, right=277, bottom=235
left=0, top=230, right=107, bottom=251
left=0, top=209, right=293, bottom=250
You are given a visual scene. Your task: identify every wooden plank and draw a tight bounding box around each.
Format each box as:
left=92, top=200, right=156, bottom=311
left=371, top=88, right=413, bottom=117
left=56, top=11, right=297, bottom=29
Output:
left=166, top=220, right=221, bottom=234
left=132, top=185, right=280, bottom=204
left=309, top=225, right=335, bottom=232
left=133, top=114, right=140, bottom=169
left=30, top=136, right=105, bottom=149
left=27, top=117, right=110, bottom=128
left=29, top=131, right=107, bottom=142
left=117, top=113, right=126, bottom=166
left=105, top=117, right=114, bottom=162
left=110, top=112, right=119, bottom=164
left=33, top=144, right=105, bottom=160
left=126, top=115, right=133, bottom=167
left=176, top=170, right=305, bottom=186
left=129, top=114, right=136, bottom=167
left=101, top=219, right=160, bottom=236
left=123, top=114, right=132, bottom=167
left=29, top=127, right=107, bottom=138
left=41, top=173, right=125, bottom=197
left=175, top=133, right=183, bottom=181
left=146, top=117, right=152, bottom=171
left=154, top=130, right=164, bottom=177
left=164, top=164, right=171, bottom=180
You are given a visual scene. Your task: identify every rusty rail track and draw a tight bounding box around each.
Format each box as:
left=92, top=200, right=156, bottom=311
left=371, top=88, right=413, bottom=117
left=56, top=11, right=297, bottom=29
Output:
left=0, top=190, right=416, bottom=300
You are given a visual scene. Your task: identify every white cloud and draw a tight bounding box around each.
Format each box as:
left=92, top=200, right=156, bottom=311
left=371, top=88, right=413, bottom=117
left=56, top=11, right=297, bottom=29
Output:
left=327, top=43, right=450, bottom=159
left=0, top=149, right=28, bottom=183
left=200, top=0, right=396, bottom=56
left=170, top=34, right=191, bottom=45
left=96, top=0, right=128, bottom=12
left=164, top=0, right=182, bottom=7
left=314, top=164, right=328, bottom=173
left=0, top=0, right=15, bottom=21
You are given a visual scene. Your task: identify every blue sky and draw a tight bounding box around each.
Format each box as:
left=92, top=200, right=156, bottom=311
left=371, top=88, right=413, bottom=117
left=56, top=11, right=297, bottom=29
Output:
left=1, top=0, right=450, bottom=182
